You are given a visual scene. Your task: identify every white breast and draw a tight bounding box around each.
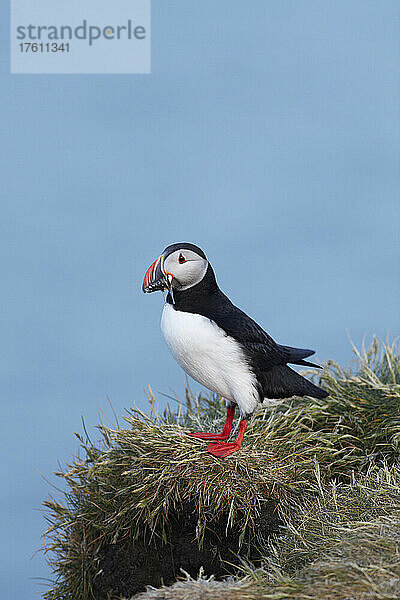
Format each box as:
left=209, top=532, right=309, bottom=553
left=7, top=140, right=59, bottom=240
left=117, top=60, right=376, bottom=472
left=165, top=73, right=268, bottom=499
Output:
left=160, top=303, right=259, bottom=417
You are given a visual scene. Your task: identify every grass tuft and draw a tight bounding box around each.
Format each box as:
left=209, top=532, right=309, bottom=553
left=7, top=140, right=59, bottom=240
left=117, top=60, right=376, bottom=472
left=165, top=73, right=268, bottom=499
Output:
left=42, top=337, right=400, bottom=599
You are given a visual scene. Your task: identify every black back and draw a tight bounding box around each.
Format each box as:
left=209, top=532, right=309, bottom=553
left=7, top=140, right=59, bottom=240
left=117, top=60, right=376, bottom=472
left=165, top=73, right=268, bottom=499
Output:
left=167, top=263, right=328, bottom=402
left=168, top=264, right=285, bottom=372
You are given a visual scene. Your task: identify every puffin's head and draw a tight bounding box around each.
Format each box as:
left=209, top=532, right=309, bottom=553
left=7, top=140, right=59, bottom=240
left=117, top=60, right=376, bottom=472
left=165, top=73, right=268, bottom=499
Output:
left=142, top=243, right=209, bottom=294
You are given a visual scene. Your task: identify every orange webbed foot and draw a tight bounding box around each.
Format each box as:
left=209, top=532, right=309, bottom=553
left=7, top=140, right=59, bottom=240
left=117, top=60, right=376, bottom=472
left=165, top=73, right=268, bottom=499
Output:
left=207, top=441, right=241, bottom=457
left=206, top=418, right=248, bottom=458
left=187, top=405, right=235, bottom=442
left=188, top=431, right=230, bottom=440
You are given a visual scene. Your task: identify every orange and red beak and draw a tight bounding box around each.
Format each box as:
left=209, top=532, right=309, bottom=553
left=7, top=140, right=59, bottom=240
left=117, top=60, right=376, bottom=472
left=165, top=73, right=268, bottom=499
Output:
left=142, top=255, right=171, bottom=293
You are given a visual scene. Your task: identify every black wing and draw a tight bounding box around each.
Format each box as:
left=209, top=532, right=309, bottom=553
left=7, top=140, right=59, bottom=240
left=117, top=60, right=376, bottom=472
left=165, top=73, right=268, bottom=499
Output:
left=193, top=293, right=287, bottom=372
left=196, top=298, right=320, bottom=372
left=170, top=266, right=317, bottom=373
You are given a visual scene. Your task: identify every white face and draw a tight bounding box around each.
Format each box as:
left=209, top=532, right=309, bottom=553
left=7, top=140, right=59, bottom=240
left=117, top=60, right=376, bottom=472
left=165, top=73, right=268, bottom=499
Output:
left=163, top=249, right=208, bottom=291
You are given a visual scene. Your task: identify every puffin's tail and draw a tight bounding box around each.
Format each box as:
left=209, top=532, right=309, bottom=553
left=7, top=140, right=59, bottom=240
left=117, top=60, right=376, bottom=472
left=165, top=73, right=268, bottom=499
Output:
left=261, top=364, right=328, bottom=400
left=278, top=344, right=322, bottom=369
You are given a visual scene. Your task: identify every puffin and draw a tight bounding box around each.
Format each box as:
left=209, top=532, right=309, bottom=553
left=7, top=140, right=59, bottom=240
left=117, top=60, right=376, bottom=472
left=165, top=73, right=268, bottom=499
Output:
left=142, top=242, right=328, bottom=458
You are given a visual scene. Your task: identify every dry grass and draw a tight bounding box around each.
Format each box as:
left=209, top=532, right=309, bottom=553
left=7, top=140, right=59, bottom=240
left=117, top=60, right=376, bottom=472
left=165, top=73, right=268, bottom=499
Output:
left=131, top=570, right=261, bottom=600
left=42, top=337, right=400, bottom=600
left=248, top=464, right=400, bottom=600
left=127, top=466, right=400, bottom=600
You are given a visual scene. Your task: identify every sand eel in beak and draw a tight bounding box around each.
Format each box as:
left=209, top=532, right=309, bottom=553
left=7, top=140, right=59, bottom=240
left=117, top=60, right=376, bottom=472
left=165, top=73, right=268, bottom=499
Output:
left=143, top=242, right=328, bottom=458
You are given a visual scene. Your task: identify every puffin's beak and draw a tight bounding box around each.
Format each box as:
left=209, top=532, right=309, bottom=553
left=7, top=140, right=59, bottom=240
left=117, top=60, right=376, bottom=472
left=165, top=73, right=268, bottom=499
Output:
left=142, top=255, right=171, bottom=293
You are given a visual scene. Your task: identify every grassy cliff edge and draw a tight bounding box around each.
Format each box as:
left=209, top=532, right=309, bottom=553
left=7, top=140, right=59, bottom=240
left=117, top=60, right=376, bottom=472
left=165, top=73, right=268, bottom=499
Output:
left=42, top=338, right=400, bottom=599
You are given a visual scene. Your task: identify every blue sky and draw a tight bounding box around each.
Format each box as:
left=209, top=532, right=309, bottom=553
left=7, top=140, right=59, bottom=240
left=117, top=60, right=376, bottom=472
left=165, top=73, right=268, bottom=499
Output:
left=1, top=1, right=399, bottom=598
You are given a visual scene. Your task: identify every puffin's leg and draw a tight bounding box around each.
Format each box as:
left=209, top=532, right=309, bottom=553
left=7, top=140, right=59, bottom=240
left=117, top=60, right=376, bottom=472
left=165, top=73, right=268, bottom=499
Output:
left=188, top=405, right=235, bottom=440
left=207, top=418, right=248, bottom=457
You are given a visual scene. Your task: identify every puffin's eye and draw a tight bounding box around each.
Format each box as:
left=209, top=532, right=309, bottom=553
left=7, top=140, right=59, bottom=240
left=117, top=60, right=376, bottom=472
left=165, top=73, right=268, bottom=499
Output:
left=178, top=253, right=186, bottom=264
